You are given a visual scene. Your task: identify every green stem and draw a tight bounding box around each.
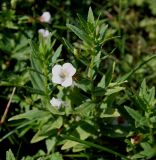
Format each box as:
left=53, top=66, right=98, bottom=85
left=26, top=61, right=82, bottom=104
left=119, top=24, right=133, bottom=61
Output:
left=44, top=65, right=49, bottom=94
left=118, top=55, right=156, bottom=82
left=146, top=111, right=154, bottom=143
left=63, top=154, right=89, bottom=159
left=88, top=55, right=96, bottom=101
left=118, top=0, right=122, bottom=36
left=61, top=135, right=130, bottom=160
left=149, top=127, right=154, bottom=143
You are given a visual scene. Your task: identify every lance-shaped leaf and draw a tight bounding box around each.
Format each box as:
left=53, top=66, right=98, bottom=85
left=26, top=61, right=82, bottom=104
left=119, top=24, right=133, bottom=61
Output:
left=87, top=7, right=95, bottom=25
left=124, top=106, right=148, bottom=127
left=52, top=44, right=62, bottom=64
left=31, top=117, right=63, bottom=143
left=67, top=24, right=92, bottom=45
left=105, top=61, right=115, bottom=87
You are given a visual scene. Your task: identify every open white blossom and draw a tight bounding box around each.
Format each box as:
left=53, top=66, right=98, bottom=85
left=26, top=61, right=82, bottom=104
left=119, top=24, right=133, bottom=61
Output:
left=38, top=29, right=50, bottom=37
left=52, top=63, right=76, bottom=87
left=39, top=11, right=51, bottom=23
left=50, top=97, right=62, bottom=109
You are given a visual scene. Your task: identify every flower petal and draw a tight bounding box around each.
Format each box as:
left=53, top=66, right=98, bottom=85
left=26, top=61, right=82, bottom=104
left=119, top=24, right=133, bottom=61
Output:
left=40, top=11, right=51, bottom=23
left=52, top=65, right=62, bottom=75
left=38, top=29, right=44, bottom=34
left=61, top=77, right=73, bottom=87
left=38, top=29, right=50, bottom=37
left=52, top=65, right=63, bottom=84
left=50, top=97, right=62, bottom=109
left=52, top=75, right=63, bottom=84
left=62, top=63, right=76, bottom=76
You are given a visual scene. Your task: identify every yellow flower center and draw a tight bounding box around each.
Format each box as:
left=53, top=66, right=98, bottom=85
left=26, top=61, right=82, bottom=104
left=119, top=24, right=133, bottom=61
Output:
left=59, top=70, right=68, bottom=79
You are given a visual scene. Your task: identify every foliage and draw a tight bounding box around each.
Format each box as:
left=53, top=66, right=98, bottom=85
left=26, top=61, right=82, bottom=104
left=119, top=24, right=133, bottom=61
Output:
left=0, top=0, right=156, bottom=160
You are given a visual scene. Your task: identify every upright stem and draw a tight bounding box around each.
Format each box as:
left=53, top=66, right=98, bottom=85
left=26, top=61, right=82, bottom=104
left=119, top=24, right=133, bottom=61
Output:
left=89, top=55, right=96, bottom=101
left=118, top=0, right=122, bottom=36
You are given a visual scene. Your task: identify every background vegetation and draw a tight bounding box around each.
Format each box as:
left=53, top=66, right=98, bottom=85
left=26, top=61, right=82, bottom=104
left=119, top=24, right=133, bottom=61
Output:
left=0, top=0, right=156, bottom=159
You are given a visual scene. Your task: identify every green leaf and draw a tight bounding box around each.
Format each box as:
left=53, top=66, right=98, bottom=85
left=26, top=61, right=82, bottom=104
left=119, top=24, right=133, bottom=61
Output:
left=87, top=7, right=95, bottom=25
left=67, top=24, right=92, bottom=45
left=6, top=149, right=16, bottom=160
left=105, top=61, right=115, bottom=87
left=52, top=44, right=62, bottom=64
left=31, top=129, right=57, bottom=143
left=147, top=87, right=155, bottom=106
left=100, top=108, right=120, bottom=118
left=0, top=79, right=46, bottom=95
left=92, top=51, right=101, bottom=78
left=148, top=0, right=156, bottom=15
left=132, top=142, right=156, bottom=159
left=139, top=79, right=147, bottom=97
left=76, top=78, right=92, bottom=92
left=77, top=14, right=88, bottom=32
left=98, top=75, right=106, bottom=89
left=21, top=156, right=33, bottom=160
left=47, top=105, right=65, bottom=115
left=46, top=137, right=56, bottom=154
left=50, top=116, right=63, bottom=130
left=93, top=75, right=106, bottom=96
left=62, top=123, right=92, bottom=151
left=150, top=116, right=156, bottom=123
left=61, top=140, right=79, bottom=150
left=9, top=109, right=50, bottom=121
left=118, top=55, right=156, bottom=82
left=76, top=126, right=90, bottom=140
left=62, top=38, right=74, bottom=53
left=79, top=121, right=98, bottom=136
left=31, top=117, right=63, bottom=143
left=142, top=143, right=156, bottom=157
left=74, top=101, right=95, bottom=117
left=105, top=86, right=125, bottom=95
left=0, top=120, right=36, bottom=142
left=12, top=35, right=30, bottom=60
left=124, top=106, right=148, bottom=127
left=99, top=24, right=108, bottom=42
left=29, top=41, right=46, bottom=92
left=134, top=95, right=148, bottom=111
left=29, top=69, right=45, bottom=92
left=50, top=152, right=63, bottom=160
left=31, top=134, right=48, bottom=143
left=137, top=79, right=156, bottom=109
left=93, top=87, right=105, bottom=96
left=22, top=85, right=46, bottom=95
left=61, top=135, right=129, bottom=160
left=73, top=144, right=87, bottom=152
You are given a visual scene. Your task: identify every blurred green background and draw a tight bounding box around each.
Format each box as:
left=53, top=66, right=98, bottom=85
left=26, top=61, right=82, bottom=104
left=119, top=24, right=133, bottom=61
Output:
left=1, top=0, right=156, bottom=159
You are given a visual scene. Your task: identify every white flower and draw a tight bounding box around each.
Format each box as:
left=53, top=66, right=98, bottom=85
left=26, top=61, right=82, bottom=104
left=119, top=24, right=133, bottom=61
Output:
left=52, top=63, right=76, bottom=87
left=38, top=29, right=50, bottom=37
left=39, top=11, right=51, bottom=23
left=50, top=97, right=62, bottom=109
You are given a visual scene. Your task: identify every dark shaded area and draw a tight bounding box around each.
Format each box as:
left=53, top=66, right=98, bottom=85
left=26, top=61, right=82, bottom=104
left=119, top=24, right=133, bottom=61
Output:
left=1, top=0, right=156, bottom=159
